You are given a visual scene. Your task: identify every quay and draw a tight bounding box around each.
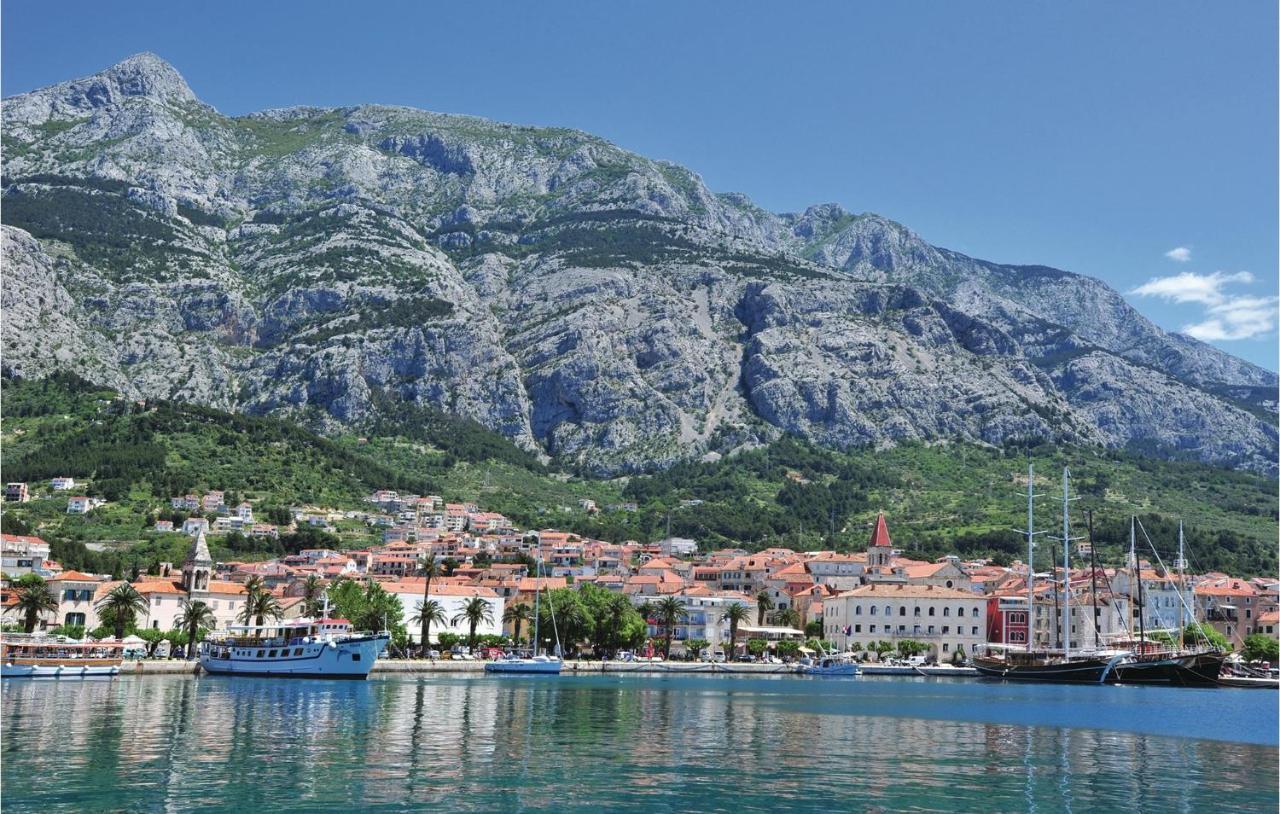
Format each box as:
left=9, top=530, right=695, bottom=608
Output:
left=115, top=659, right=980, bottom=677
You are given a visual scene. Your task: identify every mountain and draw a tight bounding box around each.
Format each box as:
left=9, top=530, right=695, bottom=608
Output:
left=2, top=54, right=1276, bottom=475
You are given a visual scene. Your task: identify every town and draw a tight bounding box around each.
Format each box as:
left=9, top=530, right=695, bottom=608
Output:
left=3, top=477, right=1277, bottom=667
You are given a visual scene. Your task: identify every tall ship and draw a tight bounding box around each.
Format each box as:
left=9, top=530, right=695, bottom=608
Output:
left=1110, top=519, right=1225, bottom=687
left=973, top=465, right=1128, bottom=684
left=199, top=617, right=389, bottom=679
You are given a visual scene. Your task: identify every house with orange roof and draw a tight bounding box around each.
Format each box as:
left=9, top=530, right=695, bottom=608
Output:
left=380, top=581, right=504, bottom=645
left=1195, top=576, right=1260, bottom=649
left=2, top=533, right=52, bottom=577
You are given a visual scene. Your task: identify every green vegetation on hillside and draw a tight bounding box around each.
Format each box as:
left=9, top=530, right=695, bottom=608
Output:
left=2, top=374, right=1275, bottom=579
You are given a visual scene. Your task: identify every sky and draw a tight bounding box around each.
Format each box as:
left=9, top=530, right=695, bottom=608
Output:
left=3, top=1, right=1277, bottom=370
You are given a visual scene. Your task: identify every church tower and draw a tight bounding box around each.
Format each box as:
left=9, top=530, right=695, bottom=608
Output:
left=867, top=513, right=893, bottom=569
left=182, top=527, right=213, bottom=594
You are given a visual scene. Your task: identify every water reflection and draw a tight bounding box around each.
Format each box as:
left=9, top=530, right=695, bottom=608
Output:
left=2, top=675, right=1276, bottom=813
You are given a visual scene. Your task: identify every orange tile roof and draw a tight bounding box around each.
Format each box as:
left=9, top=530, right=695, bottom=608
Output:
left=837, top=584, right=981, bottom=600
left=50, top=570, right=102, bottom=583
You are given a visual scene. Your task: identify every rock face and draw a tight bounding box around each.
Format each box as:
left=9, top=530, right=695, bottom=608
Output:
left=3, top=54, right=1276, bottom=474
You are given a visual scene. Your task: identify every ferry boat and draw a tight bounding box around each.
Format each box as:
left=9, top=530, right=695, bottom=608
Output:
left=199, top=617, right=389, bottom=679
left=1, top=635, right=124, bottom=679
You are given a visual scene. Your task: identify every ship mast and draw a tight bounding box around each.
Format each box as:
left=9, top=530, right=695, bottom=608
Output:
left=1177, top=520, right=1186, bottom=652
left=1061, top=468, right=1071, bottom=659
left=1019, top=462, right=1041, bottom=650
left=1132, top=517, right=1145, bottom=651
left=532, top=557, right=542, bottom=657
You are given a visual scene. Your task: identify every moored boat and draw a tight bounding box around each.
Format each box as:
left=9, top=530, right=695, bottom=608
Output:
left=1111, top=649, right=1226, bottom=687
left=973, top=647, right=1128, bottom=684
left=1, top=635, right=124, bottom=679
left=485, top=557, right=562, bottom=676
left=199, top=617, right=388, bottom=679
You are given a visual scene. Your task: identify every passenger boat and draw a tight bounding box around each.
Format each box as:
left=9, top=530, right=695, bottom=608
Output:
left=486, top=558, right=563, bottom=675
left=199, top=617, right=388, bottom=679
left=1, top=635, right=124, bottom=678
left=974, top=465, right=1128, bottom=685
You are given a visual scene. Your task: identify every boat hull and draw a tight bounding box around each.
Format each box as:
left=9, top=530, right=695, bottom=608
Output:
left=798, top=665, right=860, bottom=677
left=2, top=659, right=121, bottom=679
left=973, top=655, right=1121, bottom=684
left=1111, top=652, right=1225, bottom=687
left=484, top=658, right=563, bottom=675
left=200, top=635, right=389, bottom=679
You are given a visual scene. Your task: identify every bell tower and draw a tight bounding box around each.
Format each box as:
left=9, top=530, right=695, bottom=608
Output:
left=868, top=513, right=893, bottom=569
left=182, top=527, right=213, bottom=594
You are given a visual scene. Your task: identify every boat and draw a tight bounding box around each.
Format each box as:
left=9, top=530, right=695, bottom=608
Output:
left=1110, top=520, right=1226, bottom=687
left=974, top=465, right=1129, bottom=685
left=199, top=617, right=388, bottom=679
left=797, top=648, right=861, bottom=677
left=1, top=635, right=124, bottom=678
left=486, top=557, right=563, bottom=675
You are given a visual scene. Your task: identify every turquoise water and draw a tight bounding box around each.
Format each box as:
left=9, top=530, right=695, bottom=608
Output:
left=2, top=674, right=1276, bottom=812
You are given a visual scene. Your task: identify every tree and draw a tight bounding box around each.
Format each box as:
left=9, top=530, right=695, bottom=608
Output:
left=239, top=579, right=282, bottom=631
left=723, top=602, right=751, bottom=662
left=138, top=628, right=166, bottom=657
left=771, top=607, right=802, bottom=630
left=96, top=583, right=148, bottom=639
left=776, top=640, right=801, bottom=660
left=951, top=645, right=967, bottom=666
left=653, top=596, right=687, bottom=659
left=537, top=589, right=592, bottom=656
left=164, top=629, right=189, bottom=658
left=411, top=600, right=448, bottom=651
left=1242, top=634, right=1279, bottom=663
left=300, top=575, right=324, bottom=618
left=873, top=640, right=894, bottom=660
left=684, top=638, right=711, bottom=660
left=755, top=591, right=774, bottom=626
left=436, top=632, right=462, bottom=651
left=452, top=597, right=495, bottom=651
left=12, top=574, right=57, bottom=633
left=175, top=599, right=216, bottom=661
left=1183, top=623, right=1231, bottom=652
left=416, top=557, right=440, bottom=656
left=746, top=638, right=768, bottom=658
left=804, top=619, right=824, bottom=638
left=503, top=603, right=533, bottom=646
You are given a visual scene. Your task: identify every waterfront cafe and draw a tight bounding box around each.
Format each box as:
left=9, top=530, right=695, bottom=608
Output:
left=729, top=624, right=806, bottom=657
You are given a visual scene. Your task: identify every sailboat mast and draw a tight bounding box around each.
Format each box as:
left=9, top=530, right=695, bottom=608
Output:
left=1132, top=517, right=1145, bottom=651
left=1026, top=462, right=1035, bottom=649
left=1177, top=520, right=1186, bottom=652
left=1088, top=510, right=1100, bottom=651
left=532, top=557, right=541, bottom=657
left=1061, top=467, right=1071, bottom=659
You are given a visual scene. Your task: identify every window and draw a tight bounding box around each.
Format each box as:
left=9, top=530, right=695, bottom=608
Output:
left=957, top=607, right=965, bottom=618
left=352, top=654, right=361, bottom=662
left=855, top=606, right=862, bottom=616
left=256, top=651, right=265, bottom=658
left=899, top=607, right=906, bottom=617
left=898, top=625, right=905, bottom=634
left=854, top=625, right=861, bottom=633
left=870, top=606, right=877, bottom=616
left=294, top=648, right=303, bottom=656
left=152, top=621, right=159, bottom=629
left=64, top=613, right=85, bottom=626
left=972, top=626, right=978, bottom=636
left=869, top=625, right=876, bottom=634
left=928, top=625, right=935, bottom=634
left=943, top=626, right=950, bottom=634
left=928, top=607, right=935, bottom=617
left=943, top=643, right=949, bottom=652
left=943, top=607, right=950, bottom=617
left=945, top=580, right=954, bottom=589
left=884, top=606, right=891, bottom=617
left=154, top=597, right=162, bottom=606
left=913, top=607, right=921, bottom=616
left=268, top=650, right=277, bottom=657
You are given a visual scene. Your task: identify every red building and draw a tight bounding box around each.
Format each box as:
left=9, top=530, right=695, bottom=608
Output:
left=986, top=594, right=1029, bottom=646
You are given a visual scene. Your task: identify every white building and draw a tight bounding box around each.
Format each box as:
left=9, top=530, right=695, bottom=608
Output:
left=635, top=589, right=757, bottom=657
left=382, top=581, right=505, bottom=645
left=1, top=534, right=51, bottom=577
left=66, top=496, right=104, bottom=514
left=50, top=477, right=76, bottom=491
left=824, top=583, right=987, bottom=661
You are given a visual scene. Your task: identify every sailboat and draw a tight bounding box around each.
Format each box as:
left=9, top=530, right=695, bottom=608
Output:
left=1110, top=519, right=1226, bottom=687
left=485, top=557, right=563, bottom=675
left=973, top=465, right=1128, bottom=684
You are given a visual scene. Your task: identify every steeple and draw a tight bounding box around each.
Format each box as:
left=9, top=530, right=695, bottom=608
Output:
left=182, top=527, right=212, bottom=593
left=868, top=513, right=893, bottom=568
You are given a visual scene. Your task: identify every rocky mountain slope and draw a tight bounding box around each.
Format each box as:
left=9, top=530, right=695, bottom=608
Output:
left=3, top=54, right=1276, bottom=475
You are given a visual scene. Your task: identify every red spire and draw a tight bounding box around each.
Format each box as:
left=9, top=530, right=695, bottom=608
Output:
left=869, top=513, right=892, bottom=548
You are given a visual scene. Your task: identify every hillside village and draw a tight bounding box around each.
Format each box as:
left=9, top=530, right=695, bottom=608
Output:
left=3, top=478, right=1277, bottom=661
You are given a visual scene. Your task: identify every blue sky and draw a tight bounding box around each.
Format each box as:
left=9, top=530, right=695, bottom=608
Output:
left=4, top=1, right=1277, bottom=370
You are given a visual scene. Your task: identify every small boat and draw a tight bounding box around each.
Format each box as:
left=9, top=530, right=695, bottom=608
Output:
left=486, top=557, right=562, bottom=676
left=1216, top=674, right=1280, bottom=690
left=797, top=652, right=860, bottom=677
left=200, top=617, right=388, bottom=679
left=1, top=635, right=124, bottom=679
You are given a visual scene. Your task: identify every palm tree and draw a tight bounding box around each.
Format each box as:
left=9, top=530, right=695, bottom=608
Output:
left=755, top=591, right=774, bottom=626
left=96, top=583, right=149, bottom=639
left=452, top=596, right=495, bottom=651
left=653, top=596, right=687, bottom=659
left=722, top=602, right=751, bottom=663
left=416, top=557, right=440, bottom=656
left=12, top=575, right=57, bottom=633
left=239, top=579, right=281, bottom=631
left=410, top=600, right=448, bottom=653
left=771, top=607, right=802, bottom=630
left=300, top=575, right=324, bottom=618
left=175, top=599, right=216, bottom=660
left=503, top=603, right=532, bottom=645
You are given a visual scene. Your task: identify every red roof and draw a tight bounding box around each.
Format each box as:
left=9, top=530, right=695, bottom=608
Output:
left=869, top=514, right=892, bottom=548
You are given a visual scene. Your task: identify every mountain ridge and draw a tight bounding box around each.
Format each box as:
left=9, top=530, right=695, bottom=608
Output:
left=2, top=54, right=1275, bottom=475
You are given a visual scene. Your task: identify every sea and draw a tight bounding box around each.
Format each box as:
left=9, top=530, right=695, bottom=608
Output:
left=2, top=673, right=1276, bottom=813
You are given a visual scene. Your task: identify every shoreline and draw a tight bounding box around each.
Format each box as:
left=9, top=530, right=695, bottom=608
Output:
left=113, top=659, right=980, bottom=677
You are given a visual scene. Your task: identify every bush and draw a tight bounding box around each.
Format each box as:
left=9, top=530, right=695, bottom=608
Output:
left=1242, top=634, right=1279, bottom=663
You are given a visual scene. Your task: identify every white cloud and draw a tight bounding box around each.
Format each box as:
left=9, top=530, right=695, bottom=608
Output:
left=1164, top=246, right=1192, bottom=262
left=1129, top=270, right=1276, bottom=341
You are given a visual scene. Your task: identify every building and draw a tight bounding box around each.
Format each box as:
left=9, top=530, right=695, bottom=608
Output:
left=50, top=477, right=76, bottom=491
left=49, top=570, right=108, bottom=629
left=5, top=483, right=29, bottom=503
left=986, top=594, right=1029, bottom=647
left=1195, top=577, right=1260, bottom=650
left=66, top=496, right=104, bottom=514
left=635, top=588, right=759, bottom=657
left=1, top=534, right=52, bottom=577
left=381, top=581, right=504, bottom=645
left=132, top=532, right=248, bottom=631
left=824, top=583, right=987, bottom=661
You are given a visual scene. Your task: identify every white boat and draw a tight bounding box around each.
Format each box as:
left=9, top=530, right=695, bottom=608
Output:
left=485, top=558, right=563, bottom=676
left=797, top=651, right=861, bottom=677
left=1, top=635, right=124, bottom=679
left=200, top=617, right=388, bottom=679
